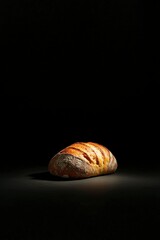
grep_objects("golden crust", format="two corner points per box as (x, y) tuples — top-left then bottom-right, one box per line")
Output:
(48, 142), (118, 179)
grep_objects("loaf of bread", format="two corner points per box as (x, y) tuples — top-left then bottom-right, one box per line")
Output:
(48, 142), (118, 179)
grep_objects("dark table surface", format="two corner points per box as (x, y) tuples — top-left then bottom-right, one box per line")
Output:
(1, 165), (160, 240)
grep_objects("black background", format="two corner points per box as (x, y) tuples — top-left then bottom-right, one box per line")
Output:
(0, 1), (159, 240)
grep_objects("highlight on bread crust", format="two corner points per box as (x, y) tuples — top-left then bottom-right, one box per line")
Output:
(48, 142), (118, 179)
